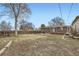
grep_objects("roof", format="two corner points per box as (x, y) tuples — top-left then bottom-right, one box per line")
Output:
(72, 16), (79, 25)
(40, 26), (71, 29)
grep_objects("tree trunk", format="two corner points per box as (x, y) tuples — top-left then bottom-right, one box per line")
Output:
(15, 18), (18, 36)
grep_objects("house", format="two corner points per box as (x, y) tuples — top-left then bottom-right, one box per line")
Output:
(20, 23), (34, 31)
(39, 26), (71, 34)
(71, 16), (79, 33)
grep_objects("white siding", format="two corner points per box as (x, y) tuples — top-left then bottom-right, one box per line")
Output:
(72, 19), (79, 33)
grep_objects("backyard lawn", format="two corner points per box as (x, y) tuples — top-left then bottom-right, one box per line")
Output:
(0, 34), (79, 56)
(0, 37), (11, 50)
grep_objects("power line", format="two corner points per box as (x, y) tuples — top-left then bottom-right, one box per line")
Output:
(67, 3), (73, 21)
(58, 3), (62, 18)
(58, 3), (73, 25)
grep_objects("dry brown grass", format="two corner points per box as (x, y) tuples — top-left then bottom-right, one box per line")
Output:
(1, 34), (79, 56)
(0, 37), (11, 50)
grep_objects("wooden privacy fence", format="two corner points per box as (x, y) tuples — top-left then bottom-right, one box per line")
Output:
(0, 31), (42, 36)
(0, 26), (72, 36)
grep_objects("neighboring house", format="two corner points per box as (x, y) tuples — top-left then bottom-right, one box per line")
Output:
(20, 25), (33, 31)
(39, 26), (71, 34)
(72, 16), (79, 33)
(20, 23), (34, 31)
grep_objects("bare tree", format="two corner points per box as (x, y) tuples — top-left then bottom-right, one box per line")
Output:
(7, 22), (12, 31)
(0, 21), (12, 31)
(48, 17), (65, 27)
(0, 3), (31, 36)
(19, 19), (34, 31)
(26, 22), (35, 30)
(19, 19), (27, 30)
